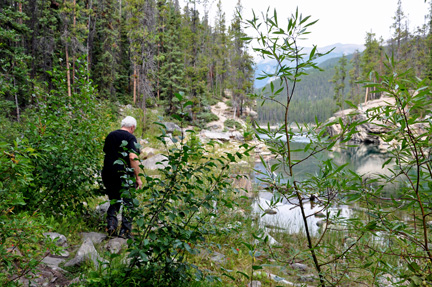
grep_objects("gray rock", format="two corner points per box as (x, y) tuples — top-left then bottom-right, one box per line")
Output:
(207, 123), (223, 131)
(42, 256), (66, 269)
(141, 154), (169, 170)
(377, 274), (398, 286)
(264, 209), (277, 215)
(141, 147), (157, 159)
(161, 122), (181, 133)
(6, 246), (22, 256)
(49, 250), (70, 258)
(105, 237), (127, 254)
(290, 263), (309, 272)
(64, 238), (106, 268)
(233, 176), (253, 195)
(43, 232), (68, 247)
(95, 202), (110, 217)
(229, 131), (244, 141)
(325, 97), (405, 148)
(247, 281), (262, 287)
(162, 136), (175, 146)
(210, 251), (226, 264)
(80, 232), (107, 244)
(200, 130), (231, 141)
(299, 274), (315, 282)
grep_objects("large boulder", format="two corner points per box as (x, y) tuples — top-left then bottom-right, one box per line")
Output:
(200, 130), (231, 141)
(141, 154), (169, 170)
(64, 238), (106, 268)
(161, 122), (181, 134)
(80, 232), (107, 244)
(43, 232), (68, 247)
(326, 97), (395, 146)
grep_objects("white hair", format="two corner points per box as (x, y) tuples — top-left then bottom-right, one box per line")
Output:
(121, 116), (137, 128)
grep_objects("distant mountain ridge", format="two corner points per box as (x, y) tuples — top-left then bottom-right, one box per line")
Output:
(253, 43), (365, 88)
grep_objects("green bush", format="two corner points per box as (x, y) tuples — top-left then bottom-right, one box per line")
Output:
(197, 112), (219, 123)
(17, 60), (113, 214)
(0, 141), (58, 286)
(224, 119), (242, 130)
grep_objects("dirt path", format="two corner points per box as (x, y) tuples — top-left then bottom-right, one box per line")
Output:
(207, 100), (230, 131)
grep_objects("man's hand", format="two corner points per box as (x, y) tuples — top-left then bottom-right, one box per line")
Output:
(129, 152), (142, 189)
(136, 177), (143, 189)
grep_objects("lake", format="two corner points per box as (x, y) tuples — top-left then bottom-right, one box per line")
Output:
(252, 133), (399, 235)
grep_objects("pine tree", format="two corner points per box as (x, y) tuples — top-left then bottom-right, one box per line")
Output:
(227, 0), (254, 118)
(91, 0), (121, 99)
(331, 54), (347, 111)
(0, 0), (32, 121)
(360, 32), (384, 101)
(389, 0), (408, 61)
(213, 0), (228, 98)
(348, 50), (363, 105)
(156, 0), (185, 114)
(125, 0), (157, 110)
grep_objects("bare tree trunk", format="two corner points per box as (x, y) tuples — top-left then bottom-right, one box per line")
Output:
(87, 0), (93, 79)
(364, 86), (369, 103)
(133, 65), (137, 104)
(72, 0), (76, 87)
(18, 2), (22, 24)
(14, 77), (20, 122)
(66, 44), (72, 97)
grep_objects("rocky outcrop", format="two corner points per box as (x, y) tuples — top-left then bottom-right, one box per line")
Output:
(326, 97), (396, 147)
(199, 130), (245, 142)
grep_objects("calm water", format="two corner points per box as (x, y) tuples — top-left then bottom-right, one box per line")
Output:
(252, 134), (400, 235)
(254, 133), (394, 182)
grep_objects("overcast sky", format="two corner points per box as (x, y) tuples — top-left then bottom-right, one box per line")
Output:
(185, 0), (430, 48)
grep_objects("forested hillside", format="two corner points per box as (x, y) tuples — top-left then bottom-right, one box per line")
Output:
(256, 54), (355, 124)
(0, 0), (254, 129)
(256, 0), (432, 124)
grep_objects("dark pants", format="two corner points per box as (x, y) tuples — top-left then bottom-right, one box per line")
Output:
(102, 170), (133, 233)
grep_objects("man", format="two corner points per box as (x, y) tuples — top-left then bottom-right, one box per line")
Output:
(102, 116), (143, 238)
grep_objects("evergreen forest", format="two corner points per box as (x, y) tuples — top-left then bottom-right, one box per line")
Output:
(1, 0), (254, 129)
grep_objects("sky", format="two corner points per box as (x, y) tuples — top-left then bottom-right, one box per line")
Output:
(185, 0), (430, 48)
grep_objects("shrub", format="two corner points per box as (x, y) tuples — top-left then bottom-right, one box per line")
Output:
(17, 59), (113, 214)
(0, 141), (58, 286)
(197, 112), (219, 123)
(224, 119), (242, 130)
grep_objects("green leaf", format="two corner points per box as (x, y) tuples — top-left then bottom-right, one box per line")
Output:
(183, 101), (193, 108)
(236, 271), (249, 279)
(252, 265), (263, 270)
(175, 93), (183, 101)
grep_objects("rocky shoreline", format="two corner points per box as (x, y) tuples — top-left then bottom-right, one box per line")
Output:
(325, 96), (429, 152)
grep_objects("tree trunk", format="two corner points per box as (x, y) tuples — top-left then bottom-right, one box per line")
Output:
(364, 86), (368, 103)
(87, 0), (91, 78)
(65, 44), (72, 97)
(133, 65), (137, 104)
(72, 0), (76, 86)
(14, 77), (20, 122)
(18, 2), (22, 24)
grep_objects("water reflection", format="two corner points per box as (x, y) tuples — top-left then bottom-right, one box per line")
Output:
(252, 192), (352, 236)
(256, 134), (393, 176)
(253, 134), (400, 234)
